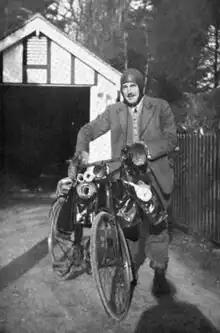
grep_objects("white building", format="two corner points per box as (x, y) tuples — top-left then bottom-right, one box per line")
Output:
(0, 14), (121, 168)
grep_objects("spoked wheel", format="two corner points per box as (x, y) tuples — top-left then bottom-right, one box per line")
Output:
(90, 211), (133, 321)
(48, 197), (83, 279)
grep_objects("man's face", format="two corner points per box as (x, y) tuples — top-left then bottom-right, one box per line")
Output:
(122, 82), (140, 106)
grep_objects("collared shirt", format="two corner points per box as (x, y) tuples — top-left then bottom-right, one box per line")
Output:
(128, 97), (144, 143)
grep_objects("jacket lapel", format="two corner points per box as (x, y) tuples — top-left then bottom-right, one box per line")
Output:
(116, 97), (156, 140)
(139, 96), (156, 138)
(117, 103), (128, 136)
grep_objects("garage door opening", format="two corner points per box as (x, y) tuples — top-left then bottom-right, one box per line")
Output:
(0, 85), (90, 184)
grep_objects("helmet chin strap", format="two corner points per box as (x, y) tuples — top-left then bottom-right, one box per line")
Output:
(123, 91), (144, 107)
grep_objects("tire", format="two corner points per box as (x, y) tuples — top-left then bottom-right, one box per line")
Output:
(48, 197), (83, 280)
(90, 211), (133, 321)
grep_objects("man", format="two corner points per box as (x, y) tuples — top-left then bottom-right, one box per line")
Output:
(57, 68), (177, 294)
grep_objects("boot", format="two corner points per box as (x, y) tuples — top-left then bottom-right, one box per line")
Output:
(152, 268), (170, 296)
(131, 266), (139, 286)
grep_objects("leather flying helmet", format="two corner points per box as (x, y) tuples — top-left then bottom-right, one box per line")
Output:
(120, 68), (145, 93)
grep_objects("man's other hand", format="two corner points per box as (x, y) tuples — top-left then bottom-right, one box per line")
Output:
(56, 177), (73, 196)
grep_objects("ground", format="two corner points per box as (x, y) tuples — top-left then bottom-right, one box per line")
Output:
(0, 190), (220, 333)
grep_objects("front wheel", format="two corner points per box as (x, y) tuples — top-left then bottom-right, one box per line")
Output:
(90, 211), (133, 321)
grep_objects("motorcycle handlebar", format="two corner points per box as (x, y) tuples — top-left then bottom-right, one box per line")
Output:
(66, 156), (121, 169)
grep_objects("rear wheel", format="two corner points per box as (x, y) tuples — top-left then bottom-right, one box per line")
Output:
(90, 211), (133, 321)
(48, 197), (83, 279)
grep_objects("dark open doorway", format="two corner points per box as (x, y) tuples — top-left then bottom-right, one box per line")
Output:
(0, 85), (90, 184)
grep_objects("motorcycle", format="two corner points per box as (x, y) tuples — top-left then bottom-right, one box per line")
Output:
(48, 142), (168, 321)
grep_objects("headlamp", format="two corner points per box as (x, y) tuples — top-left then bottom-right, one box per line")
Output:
(131, 152), (147, 166)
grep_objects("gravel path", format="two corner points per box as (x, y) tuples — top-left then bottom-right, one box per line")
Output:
(0, 198), (220, 333)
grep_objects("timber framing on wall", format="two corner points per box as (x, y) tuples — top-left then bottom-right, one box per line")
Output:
(47, 38), (51, 84)
(22, 37), (27, 83)
(71, 55), (75, 85)
(0, 52), (2, 83)
(22, 32), (50, 84)
(0, 14), (121, 88)
(94, 71), (98, 86)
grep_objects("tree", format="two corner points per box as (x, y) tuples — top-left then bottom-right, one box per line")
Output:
(0, 0), (54, 37)
(46, 0), (133, 70)
(145, 0), (211, 94)
(126, 1), (153, 82)
(204, 0), (220, 88)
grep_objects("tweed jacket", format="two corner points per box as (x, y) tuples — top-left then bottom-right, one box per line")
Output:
(75, 95), (177, 195)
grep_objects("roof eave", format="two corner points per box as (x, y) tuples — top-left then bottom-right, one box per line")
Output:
(0, 13), (121, 87)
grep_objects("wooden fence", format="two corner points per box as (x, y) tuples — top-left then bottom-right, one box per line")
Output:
(173, 132), (220, 244)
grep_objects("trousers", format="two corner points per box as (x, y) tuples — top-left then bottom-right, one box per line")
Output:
(127, 220), (170, 272)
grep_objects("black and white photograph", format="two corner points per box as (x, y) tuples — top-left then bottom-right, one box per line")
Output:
(0, 1), (220, 332)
